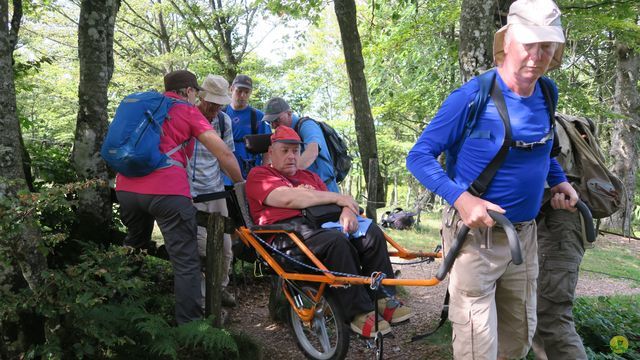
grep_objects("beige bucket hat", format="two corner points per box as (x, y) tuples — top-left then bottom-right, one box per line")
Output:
(199, 74), (232, 105)
(493, 0), (565, 70)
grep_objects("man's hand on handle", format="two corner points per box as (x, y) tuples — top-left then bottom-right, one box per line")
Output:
(549, 181), (579, 212)
(453, 191), (506, 228)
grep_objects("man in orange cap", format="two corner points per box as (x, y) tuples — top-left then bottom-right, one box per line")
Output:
(246, 126), (413, 338)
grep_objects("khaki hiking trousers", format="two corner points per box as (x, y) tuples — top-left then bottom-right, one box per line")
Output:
(442, 206), (538, 359)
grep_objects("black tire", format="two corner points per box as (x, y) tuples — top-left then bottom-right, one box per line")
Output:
(288, 285), (350, 360)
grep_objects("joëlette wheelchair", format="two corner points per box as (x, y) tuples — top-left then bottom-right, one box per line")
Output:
(230, 134), (595, 360)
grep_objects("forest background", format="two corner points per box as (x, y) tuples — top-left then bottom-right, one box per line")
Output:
(0, 0), (638, 359)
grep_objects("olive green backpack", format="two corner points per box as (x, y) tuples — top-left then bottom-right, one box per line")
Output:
(554, 113), (624, 219)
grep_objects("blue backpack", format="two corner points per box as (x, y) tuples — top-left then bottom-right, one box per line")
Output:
(295, 117), (352, 183)
(101, 91), (186, 177)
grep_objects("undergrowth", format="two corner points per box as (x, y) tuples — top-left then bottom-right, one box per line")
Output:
(0, 181), (260, 359)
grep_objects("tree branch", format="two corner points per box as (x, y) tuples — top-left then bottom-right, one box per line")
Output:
(51, 3), (79, 26)
(180, 0), (222, 57)
(168, 0), (217, 58)
(113, 38), (164, 73)
(212, 9), (235, 65)
(114, 28), (164, 60)
(9, 0), (23, 50)
(22, 26), (78, 49)
(238, 0), (258, 63)
(122, 0), (161, 36)
(119, 15), (161, 38)
(156, 0), (172, 53)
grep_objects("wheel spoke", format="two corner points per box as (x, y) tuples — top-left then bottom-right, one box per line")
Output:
(315, 315), (332, 353)
(289, 285), (348, 359)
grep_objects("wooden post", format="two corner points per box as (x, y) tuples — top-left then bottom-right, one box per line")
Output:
(205, 212), (225, 327)
(366, 158), (378, 220)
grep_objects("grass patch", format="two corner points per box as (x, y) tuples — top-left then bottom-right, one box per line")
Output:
(581, 244), (640, 284)
(383, 211), (442, 252)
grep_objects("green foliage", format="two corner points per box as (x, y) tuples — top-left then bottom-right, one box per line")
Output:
(0, 183), (255, 359)
(263, 0), (326, 24)
(25, 141), (76, 185)
(0, 180), (75, 257)
(574, 296), (639, 359)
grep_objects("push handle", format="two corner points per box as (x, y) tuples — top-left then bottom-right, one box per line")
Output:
(435, 210), (522, 281)
(575, 200), (596, 243)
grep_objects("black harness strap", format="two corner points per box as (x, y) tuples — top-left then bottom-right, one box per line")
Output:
(193, 191), (231, 203)
(468, 79), (512, 197)
(411, 290), (449, 342)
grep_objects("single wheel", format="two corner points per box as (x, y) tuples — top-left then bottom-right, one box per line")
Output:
(289, 285), (350, 360)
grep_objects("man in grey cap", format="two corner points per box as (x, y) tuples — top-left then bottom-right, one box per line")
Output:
(262, 97), (340, 193)
(222, 74), (271, 182)
(189, 74), (240, 307)
(406, 1), (577, 358)
(116, 70), (243, 324)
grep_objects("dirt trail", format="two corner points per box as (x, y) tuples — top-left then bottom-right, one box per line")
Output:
(227, 234), (639, 359)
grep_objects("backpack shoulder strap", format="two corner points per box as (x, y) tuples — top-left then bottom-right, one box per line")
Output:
(217, 112), (226, 136)
(468, 70), (497, 128)
(538, 76), (558, 116)
(538, 76), (560, 157)
(468, 76), (513, 197)
(294, 116), (312, 135)
(450, 69), (497, 165)
(250, 108), (258, 134)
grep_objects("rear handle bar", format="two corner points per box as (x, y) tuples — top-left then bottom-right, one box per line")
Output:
(435, 200), (596, 281)
(575, 200), (596, 243)
(435, 210), (521, 281)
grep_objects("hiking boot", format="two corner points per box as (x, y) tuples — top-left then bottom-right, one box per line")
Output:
(222, 288), (237, 307)
(350, 311), (391, 338)
(377, 297), (413, 324)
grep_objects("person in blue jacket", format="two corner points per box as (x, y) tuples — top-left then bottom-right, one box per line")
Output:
(406, 1), (578, 359)
(262, 97), (340, 193)
(222, 74), (271, 183)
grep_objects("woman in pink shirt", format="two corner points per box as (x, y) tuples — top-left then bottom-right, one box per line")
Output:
(115, 70), (242, 324)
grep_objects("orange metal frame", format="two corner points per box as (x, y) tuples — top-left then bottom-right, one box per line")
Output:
(235, 226), (443, 322)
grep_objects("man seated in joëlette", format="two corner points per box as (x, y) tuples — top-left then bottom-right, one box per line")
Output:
(245, 125), (413, 338)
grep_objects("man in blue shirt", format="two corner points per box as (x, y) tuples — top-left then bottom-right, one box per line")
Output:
(406, 1), (578, 359)
(262, 97), (340, 193)
(223, 74), (271, 183)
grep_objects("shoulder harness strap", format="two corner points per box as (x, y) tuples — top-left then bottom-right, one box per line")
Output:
(468, 77), (512, 197)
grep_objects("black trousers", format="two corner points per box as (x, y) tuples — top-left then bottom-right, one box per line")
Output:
(117, 191), (203, 324)
(297, 223), (396, 320)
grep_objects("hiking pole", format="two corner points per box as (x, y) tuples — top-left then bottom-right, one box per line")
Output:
(576, 200), (596, 243)
(435, 210), (522, 281)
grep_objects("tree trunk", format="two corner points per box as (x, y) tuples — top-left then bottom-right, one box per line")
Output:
(458, 0), (497, 82)
(0, 0), (47, 292)
(333, 0), (384, 218)
(72, 0), (120, 242)
(609, 42), (639, 235)
(1, 1), (48, 352)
